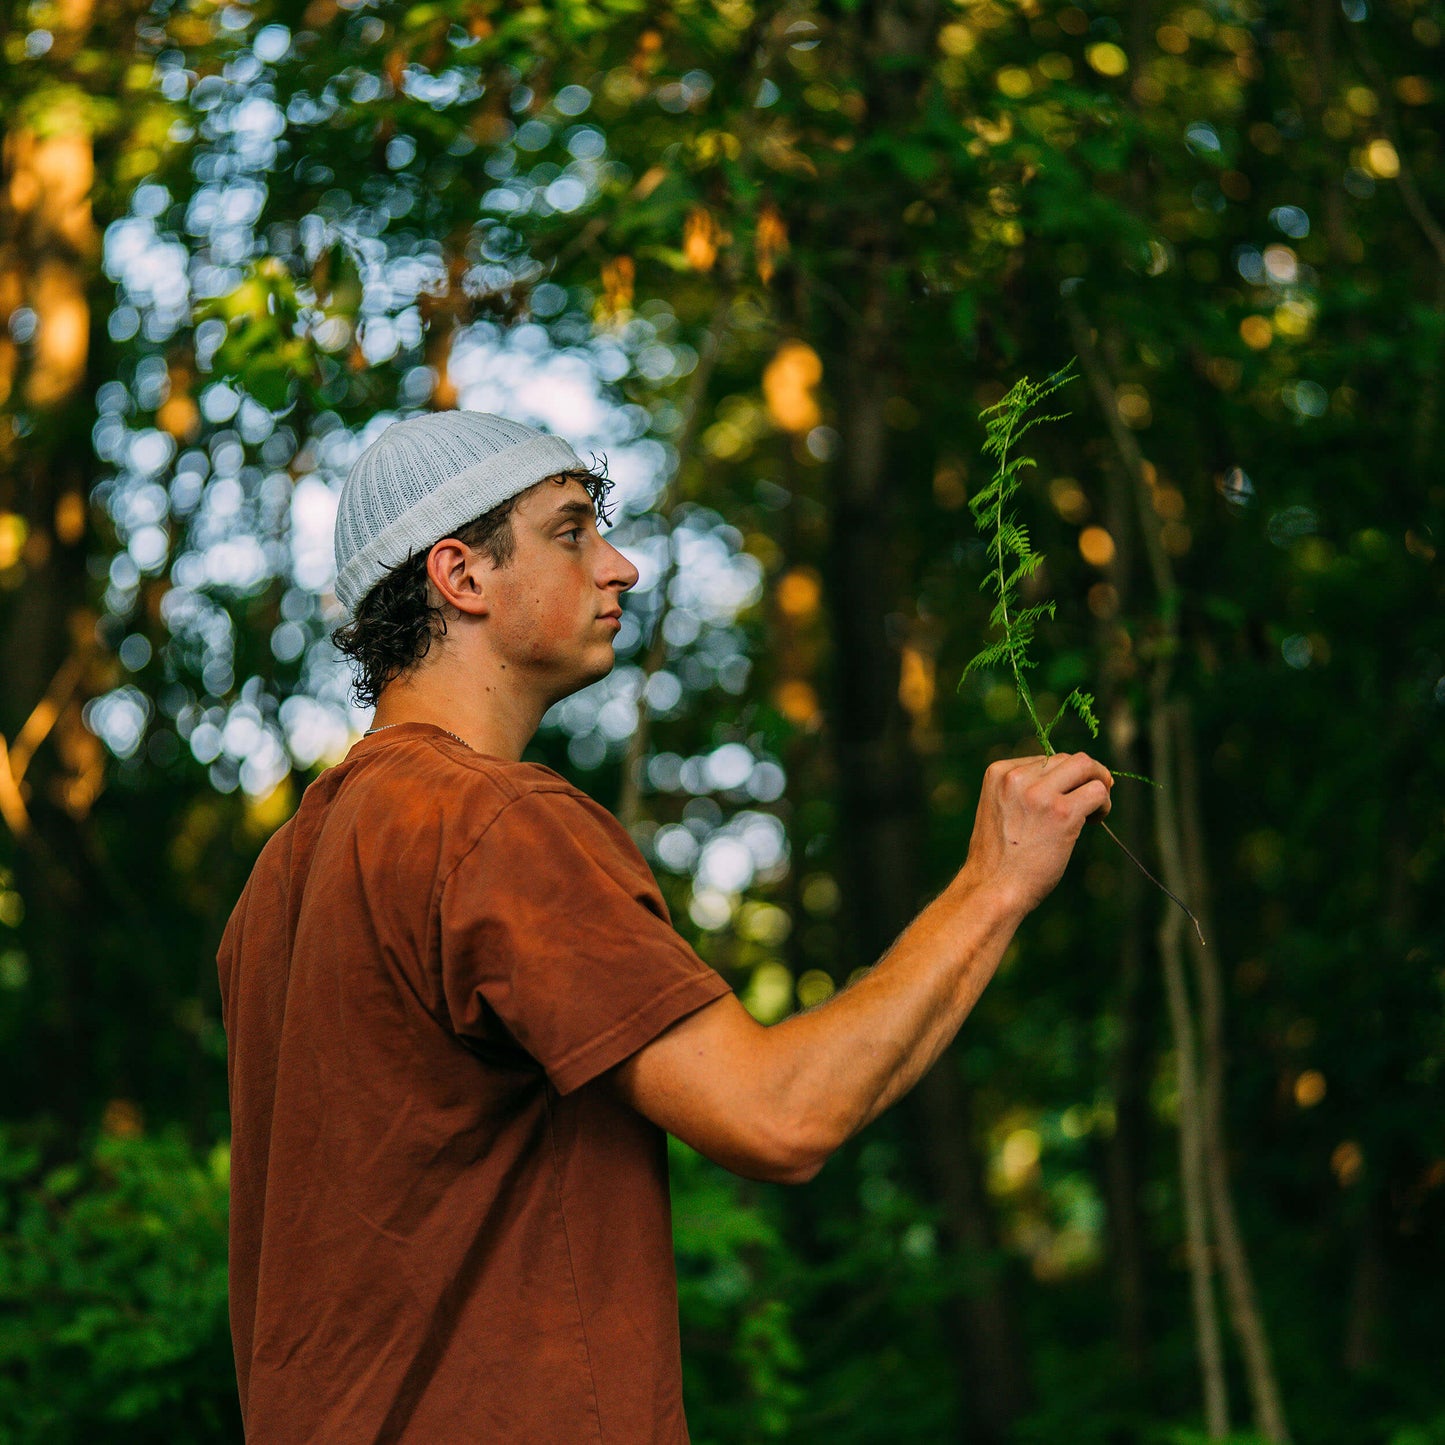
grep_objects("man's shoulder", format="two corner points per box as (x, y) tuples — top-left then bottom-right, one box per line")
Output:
(315, 731), (567, 811)
(429, 755), (649, 887)
(410, 738), (599, 820)
(348, 734), (633, 864)
(435, 745), (580, 801)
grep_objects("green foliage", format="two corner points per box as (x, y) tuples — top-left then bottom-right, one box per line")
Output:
(193, 258), (308, 412)
(0, 1127), (238, 1443)
(670, 1137), (805, 1441)
(960, 357), (1107, 759)
(1388, 1418), (1445, 1445)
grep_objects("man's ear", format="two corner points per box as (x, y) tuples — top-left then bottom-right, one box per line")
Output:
(425, 537), (491, 619)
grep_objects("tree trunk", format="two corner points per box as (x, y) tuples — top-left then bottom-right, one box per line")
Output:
(819, 252), (1029, 1443)
(1099, 714), (1154, 1377)
(1149, 689), (1230, 1438)
(1342, 1187), (1387, 1373)
(1096, 350), (1154, 1379)
(1174, 701), (1293, 1443)
(1066, 297), (1229, 1428)
(1064, 292), (1293, 1441)
(0, 0), (111, 1124)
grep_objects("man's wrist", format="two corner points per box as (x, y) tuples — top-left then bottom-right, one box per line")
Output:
(941, 862), (1031, 934)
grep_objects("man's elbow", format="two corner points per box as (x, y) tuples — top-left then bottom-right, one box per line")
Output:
(753, 1071), (842, 1184)
(773, 1151), (825, 1186)
(753, 1121), (830, 1186)
(730, 1149), (823, 1187)
(704, 1118), (828, 1186)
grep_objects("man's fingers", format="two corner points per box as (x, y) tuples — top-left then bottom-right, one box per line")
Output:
(1028, 752), (1113, 798)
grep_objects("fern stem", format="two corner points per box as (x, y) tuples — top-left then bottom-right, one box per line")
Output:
(991, 411), (1051, 747)
(1099, 818), (1207, 948)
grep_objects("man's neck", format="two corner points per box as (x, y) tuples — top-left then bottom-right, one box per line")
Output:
(370, 668), (542, 762)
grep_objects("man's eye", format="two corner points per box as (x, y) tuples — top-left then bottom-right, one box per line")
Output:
(560, 527), (582, 543)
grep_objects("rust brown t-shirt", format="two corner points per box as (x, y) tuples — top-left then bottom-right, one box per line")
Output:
(216, 721), (732, 1443)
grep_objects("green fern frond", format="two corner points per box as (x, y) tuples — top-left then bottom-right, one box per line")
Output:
(962, 360), (1087, 755)
(956, 358), (1200, 940)
(1041, 688), (1101, 749)
(1010, 602), (1057, 628)
(1070, 689), (1101, 736)
(960, 639), (1014, 679)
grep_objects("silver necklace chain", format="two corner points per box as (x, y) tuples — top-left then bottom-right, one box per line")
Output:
(364, 722), (474, 751)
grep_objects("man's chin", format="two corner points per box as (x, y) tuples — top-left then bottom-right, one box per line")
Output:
(548, 649), (616, 707)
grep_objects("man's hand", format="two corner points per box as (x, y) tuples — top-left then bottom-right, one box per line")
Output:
(956, 751), (1113, 916)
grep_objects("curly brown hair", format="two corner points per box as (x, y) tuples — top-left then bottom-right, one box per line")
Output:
(331, 459), (615, 708)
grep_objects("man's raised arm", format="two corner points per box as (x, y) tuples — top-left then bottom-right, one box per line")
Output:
(608, 751), (1114, 1184)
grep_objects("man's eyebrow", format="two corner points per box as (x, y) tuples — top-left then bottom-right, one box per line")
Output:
(547, 500), (599, 527)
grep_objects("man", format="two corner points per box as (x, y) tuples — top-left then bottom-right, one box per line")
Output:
(216, 409), (1113, 1442)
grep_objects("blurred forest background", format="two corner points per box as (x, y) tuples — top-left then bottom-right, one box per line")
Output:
(1, 0), (1442, 1439)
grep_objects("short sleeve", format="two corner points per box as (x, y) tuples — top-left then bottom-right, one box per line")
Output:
(438, 787), (733, 1094)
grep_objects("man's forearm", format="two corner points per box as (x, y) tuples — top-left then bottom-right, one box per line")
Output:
(767, 869), (1027, 1172)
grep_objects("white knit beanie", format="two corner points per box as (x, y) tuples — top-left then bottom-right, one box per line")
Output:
(332, 410), (587, 615)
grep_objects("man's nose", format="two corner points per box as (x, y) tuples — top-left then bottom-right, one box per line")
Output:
(602, 541), (640, 592)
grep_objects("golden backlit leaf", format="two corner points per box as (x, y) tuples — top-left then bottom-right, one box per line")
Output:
(302, 0), (338, 27)
(773, 679), (821, 726)
(596, 255), (635, 325)
(631, 165), (668, 200)
(1085, 41), (1128, 76)
(1078, 525), (1116, 567)
(756, 129), (818, 178)
(898, 643), (935, 721)
(630, 27), (663, 74)
(1363, 138), (1399, 178)
(755, 202), (788, 285)
(1115, 383), (1152, 427)
(0, 514), (27, 569)
(157, 393), (202, 442)
(1239, 315), (1273, 350)
(25, 259), (88, 407)
(244, 775), (297, 839)
(1048, 477), (1088, 523)
(694, 131), (742, 165)
(683, 206), (719, 271)
(939, 22), (976, 55)
(27, 130), (94, 252)
(1331, 1141), (1363, 1187)
(0, 338), (15, 408)
(763, 340), (823, 433)
(996, 67), (1032, 98)
(427, 326), (458, 410)
(776, 566), (823, 620)
(54, 491), (87, 545)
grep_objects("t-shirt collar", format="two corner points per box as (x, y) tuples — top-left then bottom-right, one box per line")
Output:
(349, 721), (502, 760)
